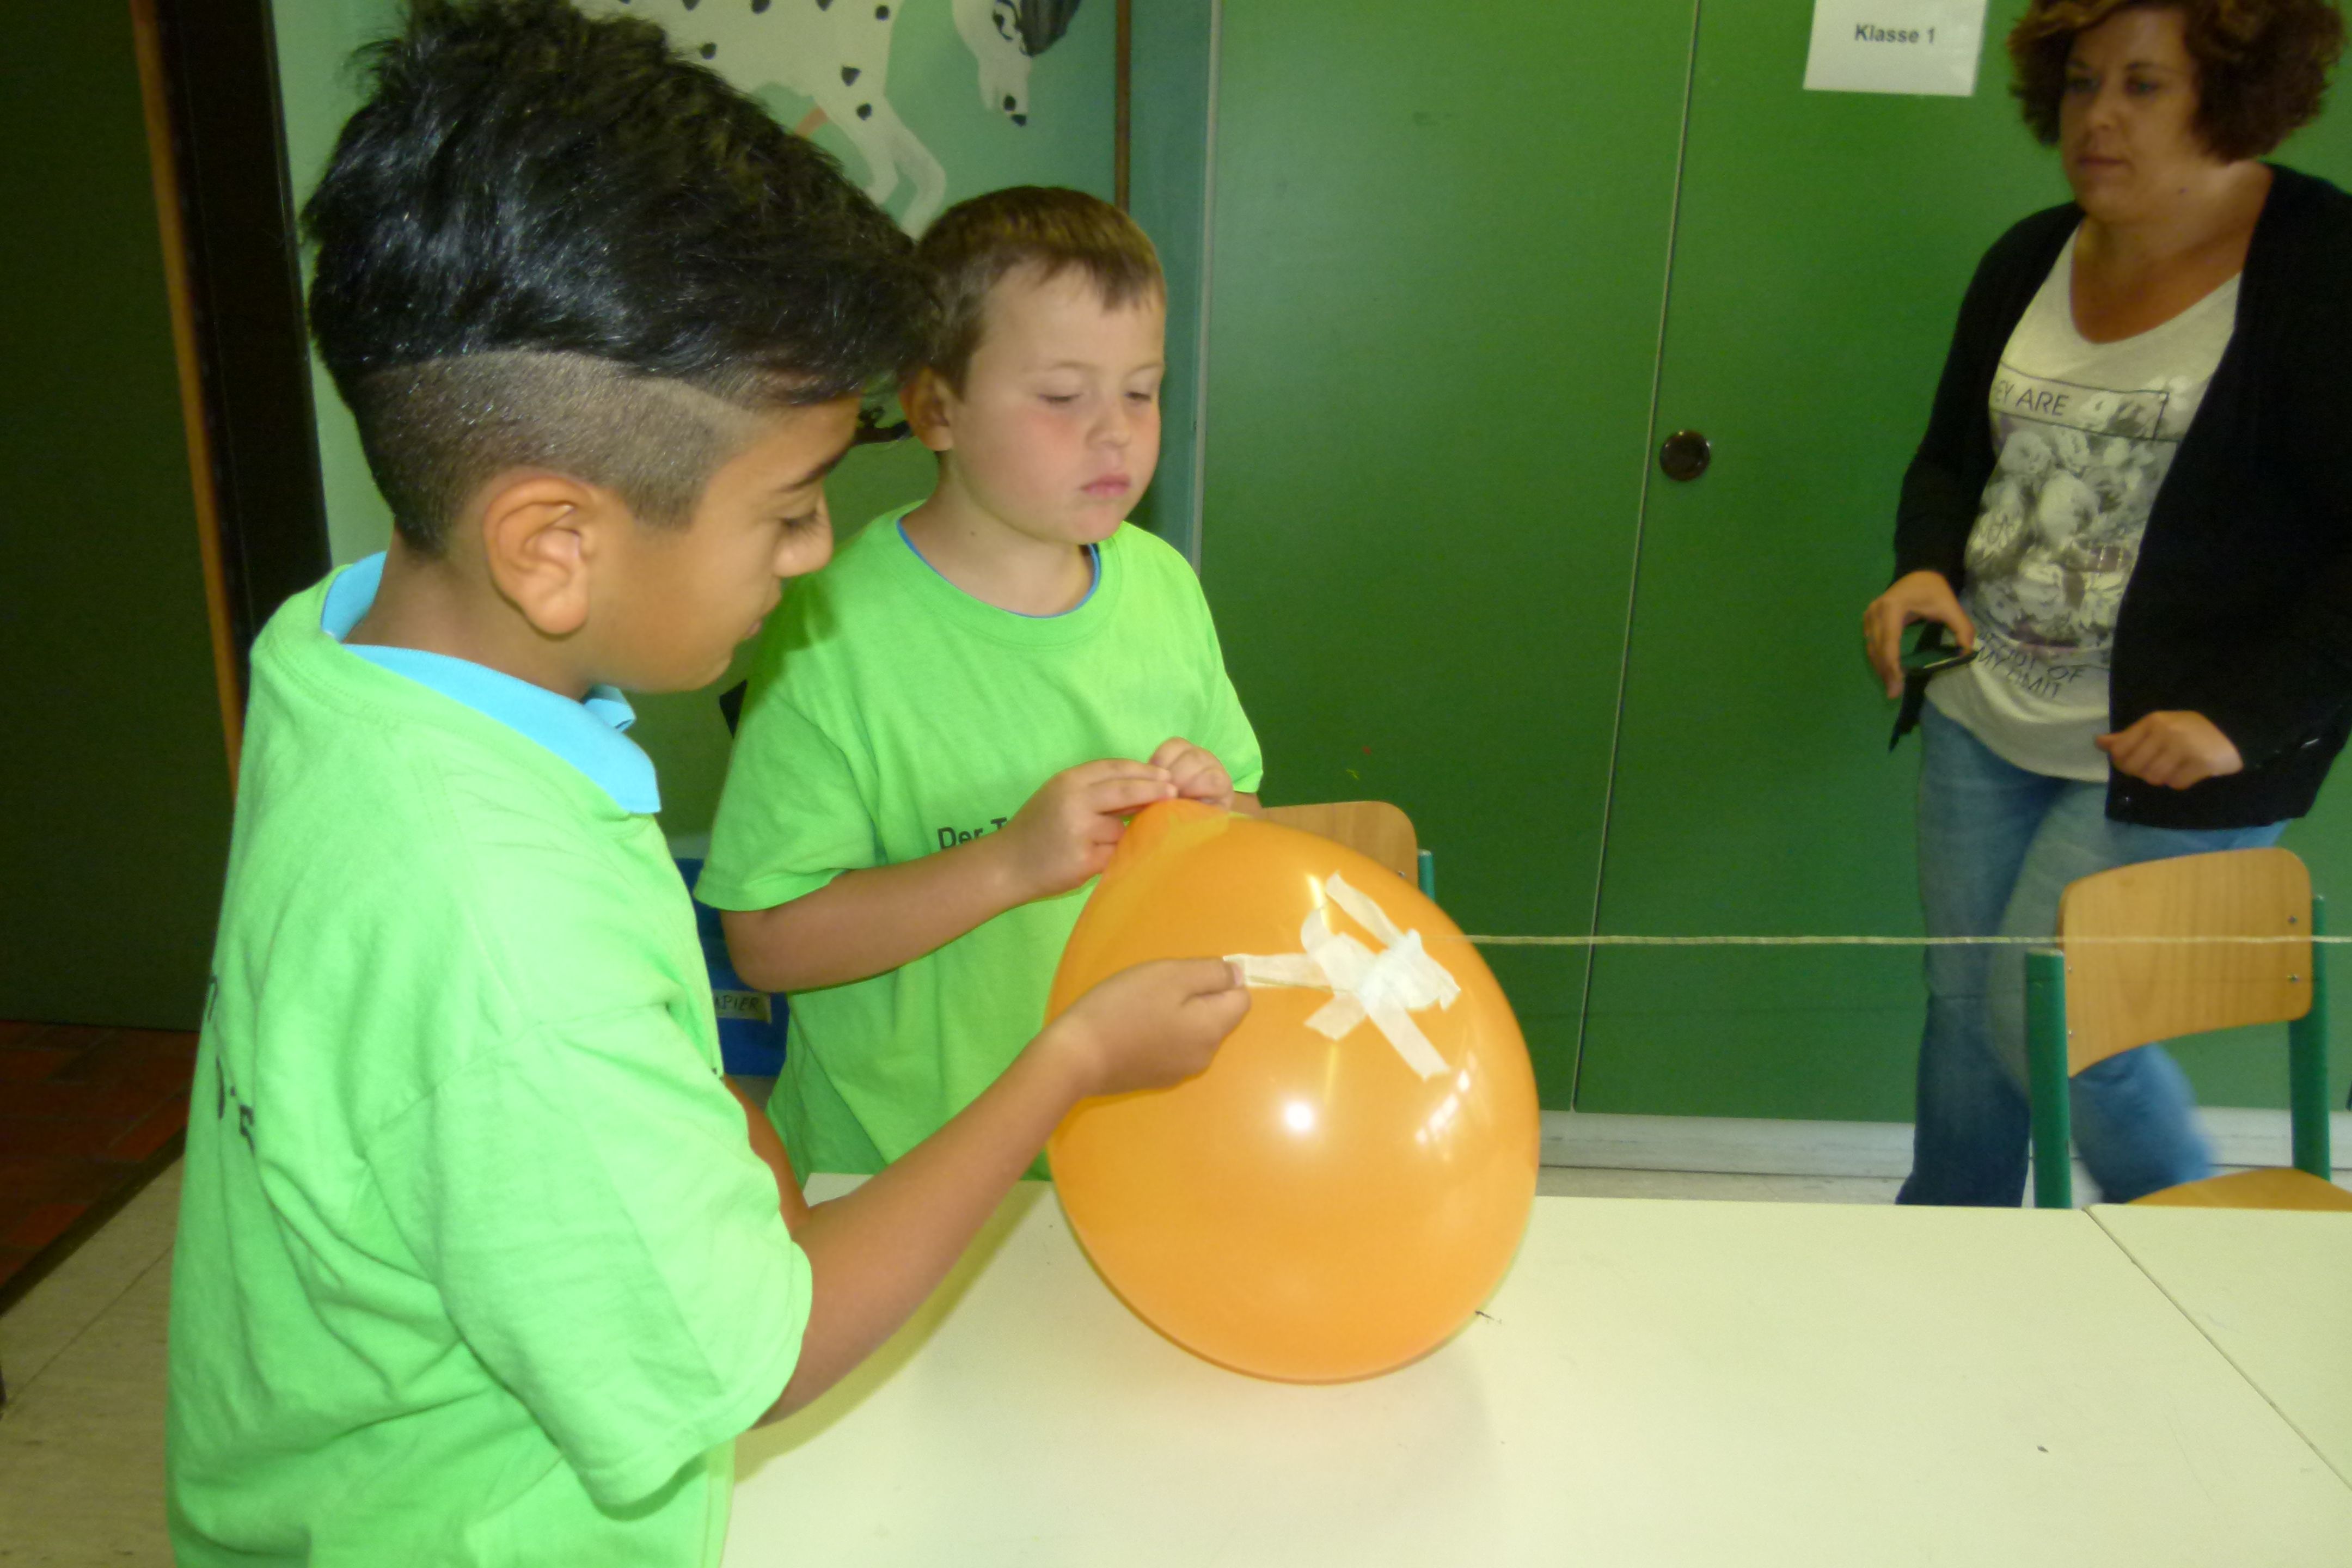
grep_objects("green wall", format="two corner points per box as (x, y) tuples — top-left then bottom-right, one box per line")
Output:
(1198, 0), (1697, 1105)
(2, 3), (233, 1028)
(270, 0), (402, 566)
(1124, 0), (1217, 563)
(1200, 0), (2352, 1119)
(1579, 0), (2059, 1120)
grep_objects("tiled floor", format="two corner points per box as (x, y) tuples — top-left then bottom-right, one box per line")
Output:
(0, 1162), (180, 1567)
(0, 1023), (196, 1314)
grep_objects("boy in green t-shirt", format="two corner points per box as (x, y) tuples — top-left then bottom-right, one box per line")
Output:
(165, 8), (1247, 1565)
(699, 188), (1265, 1177)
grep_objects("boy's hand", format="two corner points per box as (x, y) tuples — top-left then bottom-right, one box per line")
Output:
(997, 759), (1175, 902)
(1044, 958), (1252, 1100)
(762, 956), (1246, 1423)
(1149, 737), (1236, 810)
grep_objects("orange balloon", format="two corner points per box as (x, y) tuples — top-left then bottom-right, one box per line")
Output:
(1048, 801), (1539, 1382)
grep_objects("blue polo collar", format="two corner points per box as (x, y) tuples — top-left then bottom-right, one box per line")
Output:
(321, 554), (660, 816)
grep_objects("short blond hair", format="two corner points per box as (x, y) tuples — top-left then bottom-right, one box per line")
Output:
(913, 186), (1163, 390)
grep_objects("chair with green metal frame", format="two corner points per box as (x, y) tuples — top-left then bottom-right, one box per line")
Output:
(2024, 846), (2351, 1211)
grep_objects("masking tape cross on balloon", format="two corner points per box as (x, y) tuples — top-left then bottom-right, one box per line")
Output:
(1226, 873), (1461, 1080)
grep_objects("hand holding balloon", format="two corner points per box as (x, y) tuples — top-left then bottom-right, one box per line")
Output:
(995, 758), (1175, 902)
(1148, 736), (1238, 809)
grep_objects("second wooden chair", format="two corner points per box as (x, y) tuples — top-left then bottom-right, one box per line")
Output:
(2024, 847), (2349, 1211)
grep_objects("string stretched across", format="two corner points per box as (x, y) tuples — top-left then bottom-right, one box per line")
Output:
(1447, 933), (2352, 947)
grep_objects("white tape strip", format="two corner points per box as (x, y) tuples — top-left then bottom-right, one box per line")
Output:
(1228, 873), (1459, 1080)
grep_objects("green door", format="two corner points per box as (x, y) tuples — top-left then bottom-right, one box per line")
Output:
(1199, 0), (1698, 1102)
(1582, 0), (2352, 1119)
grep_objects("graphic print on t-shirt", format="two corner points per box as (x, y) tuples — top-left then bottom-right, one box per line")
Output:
(1963, 366), (2179, 702)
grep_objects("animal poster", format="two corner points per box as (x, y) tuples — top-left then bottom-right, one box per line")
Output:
(270, 0), (1114, 565)
(1803, 0), (1987, 96)
(582, 0), (1107, 232)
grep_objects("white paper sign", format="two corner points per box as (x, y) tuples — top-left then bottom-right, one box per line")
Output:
(1804, 0), (1988, 96)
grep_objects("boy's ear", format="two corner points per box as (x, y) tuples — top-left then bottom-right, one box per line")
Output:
(475, 470), (623, 639)
(900, 367), (957, 455)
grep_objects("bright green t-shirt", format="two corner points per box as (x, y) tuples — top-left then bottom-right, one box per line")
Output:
(167, 571), (808, 1568)
(699, 510), (1263, 1175)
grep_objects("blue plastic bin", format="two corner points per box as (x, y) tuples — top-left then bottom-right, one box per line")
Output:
(673, 855), (787, 1077)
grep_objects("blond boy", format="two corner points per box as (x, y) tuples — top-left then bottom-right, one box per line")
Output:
(701, 187), (1263, 1175)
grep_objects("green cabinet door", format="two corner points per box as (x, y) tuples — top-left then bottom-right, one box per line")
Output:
(1585, 0), (2352, 1119)
(1199, 1), (1698, 1102)
(1579, 1), (2059, 1120)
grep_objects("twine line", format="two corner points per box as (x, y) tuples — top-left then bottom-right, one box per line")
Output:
(1447, 933), (2349, 948)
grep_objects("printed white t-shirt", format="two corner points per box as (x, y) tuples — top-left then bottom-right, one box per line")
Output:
(1929, 226), (2239, 780)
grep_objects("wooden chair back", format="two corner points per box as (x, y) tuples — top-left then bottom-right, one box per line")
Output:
(1260, 801), (1420, 884)
(2057, 847), (2313, 1074)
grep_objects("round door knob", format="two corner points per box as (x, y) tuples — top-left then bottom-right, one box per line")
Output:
(1659, 428), (1711, 482)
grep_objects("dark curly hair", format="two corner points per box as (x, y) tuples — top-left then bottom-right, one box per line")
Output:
(2010, 0), (2345, 160)
(305, 0), (925, 552)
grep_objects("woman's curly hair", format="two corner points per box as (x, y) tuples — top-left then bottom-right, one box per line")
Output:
(2011, 0), (2344, 160)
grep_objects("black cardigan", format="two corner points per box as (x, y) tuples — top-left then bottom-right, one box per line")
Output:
(1895, 164), (2352, 828)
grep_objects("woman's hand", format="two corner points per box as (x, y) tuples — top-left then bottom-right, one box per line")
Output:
(2097, 712), (2244, 789)
(1863, 571), (1976, 700)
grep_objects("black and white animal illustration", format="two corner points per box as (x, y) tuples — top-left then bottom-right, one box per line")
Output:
(955, 0), (1083, 126)
(593, 0), (1087, 232)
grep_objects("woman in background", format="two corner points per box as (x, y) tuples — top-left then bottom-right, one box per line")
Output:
(1864, 0), (2350, 1204)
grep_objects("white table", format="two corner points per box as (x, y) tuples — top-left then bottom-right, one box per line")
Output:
(2093, 1203), (2352, 1487)
(728, 1182), (2352, 1566)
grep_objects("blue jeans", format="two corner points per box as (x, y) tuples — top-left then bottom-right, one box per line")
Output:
(1897, 706), (2283, 1206)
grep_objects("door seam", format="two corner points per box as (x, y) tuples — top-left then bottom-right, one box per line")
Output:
(1573, 0), (1706, 1108)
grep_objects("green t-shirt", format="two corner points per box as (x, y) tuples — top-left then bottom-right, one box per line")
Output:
(698, 510), (1263, 1175)
(168, 571), (808, 1568)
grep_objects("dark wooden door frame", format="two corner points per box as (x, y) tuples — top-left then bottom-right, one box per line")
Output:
(133, 0), (330, 756)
